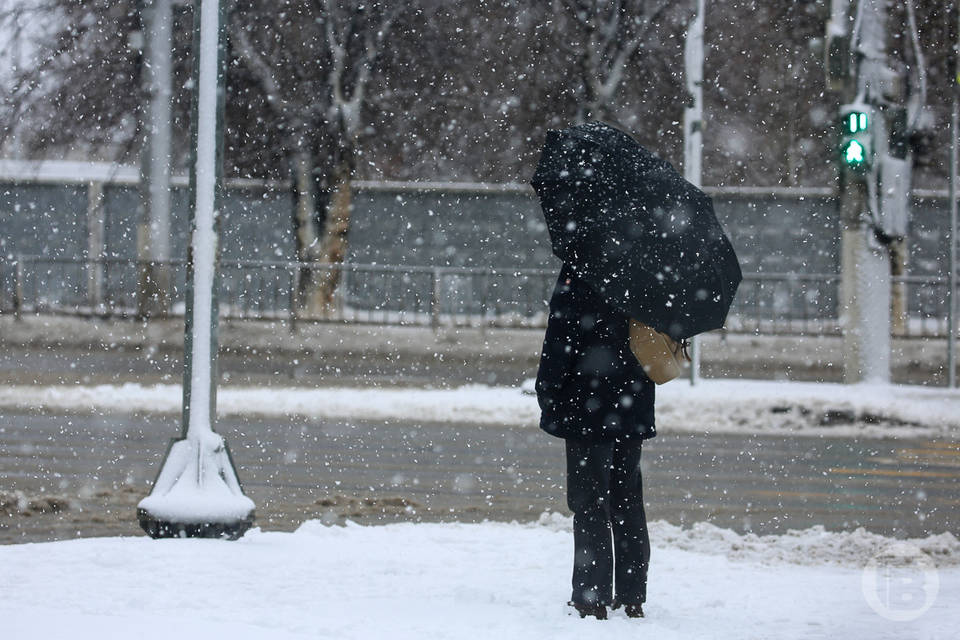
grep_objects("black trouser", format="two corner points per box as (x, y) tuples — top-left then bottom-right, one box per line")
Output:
(565, 437), (650, 607)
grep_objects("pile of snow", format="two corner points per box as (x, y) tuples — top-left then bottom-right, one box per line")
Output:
(2, 379), (959, 438)
(0, 518), (956, 639)
(537, 513), (960, 568)
(656, 379), (960, 438)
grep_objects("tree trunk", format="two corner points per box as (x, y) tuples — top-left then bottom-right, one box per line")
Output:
(314, 157), (353, 315)
(292, 149), (327, 316)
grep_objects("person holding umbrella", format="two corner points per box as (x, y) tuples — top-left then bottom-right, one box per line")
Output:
(531, 122), (741, 620)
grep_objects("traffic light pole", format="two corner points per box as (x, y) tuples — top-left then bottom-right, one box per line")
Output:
(839, 170), (891, 383)
(830, 0), (898, 384)
(684, 0), (704, 386)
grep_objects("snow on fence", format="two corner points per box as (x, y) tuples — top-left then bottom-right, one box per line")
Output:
(0, 255), (957, 338)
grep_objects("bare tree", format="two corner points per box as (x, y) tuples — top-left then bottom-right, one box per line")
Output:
(365, 1), (568, 182)
(0, 1), (147, 159)
(231, 0), (400, 314)
(229, 1), (329, 311)
(704, 1), (831, 187)
(316, 0), (399, 309)
(4, 0), (952, 197)
(552, 0), (684, 126)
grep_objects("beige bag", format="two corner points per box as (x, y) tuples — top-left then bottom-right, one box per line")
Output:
(628, 319), (690, 384)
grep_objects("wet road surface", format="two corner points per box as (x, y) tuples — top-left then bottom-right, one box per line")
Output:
(1, 410), (958, 544)
(0, 345), (533, 388)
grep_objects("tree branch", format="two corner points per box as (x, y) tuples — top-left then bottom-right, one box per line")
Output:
(230, 19), (284, 115)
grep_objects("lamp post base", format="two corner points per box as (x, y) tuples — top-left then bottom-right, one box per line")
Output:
(137, 435), (256, 540)
(137, 508), (254, 540)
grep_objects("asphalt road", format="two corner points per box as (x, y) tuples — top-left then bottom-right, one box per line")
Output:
(2, 410), (958, 544)
(0, 345), (531, 388)
(3, 324), (955, 387)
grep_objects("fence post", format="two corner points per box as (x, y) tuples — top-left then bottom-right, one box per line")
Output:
(334, 265), (345, 321)
(14, 257), (24, 321)
(478, 272), (488, 335)
(289, 264), (300, 333)
(430, 268), (440, 332)
(87, 181), (105, 311)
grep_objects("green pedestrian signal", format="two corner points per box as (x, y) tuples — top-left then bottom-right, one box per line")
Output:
(839, 105), (873, 172)
(843, 139), (866, 166)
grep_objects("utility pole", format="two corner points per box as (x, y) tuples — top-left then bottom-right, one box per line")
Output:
(826, 0), (924, 384)
(138, 0), (173, 317)
(685, 0), (704, 385)
(138, 0), (255, 539)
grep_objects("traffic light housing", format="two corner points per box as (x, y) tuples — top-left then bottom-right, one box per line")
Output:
(839, 104), (874, 172)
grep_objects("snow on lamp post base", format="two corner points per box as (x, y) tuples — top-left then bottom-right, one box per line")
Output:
(138, 434), (254, 540)
(137, 0), (254, 539)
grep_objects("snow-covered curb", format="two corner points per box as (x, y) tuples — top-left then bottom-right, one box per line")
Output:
(589, 515), (960, 568)
(2, 379), (959, 439)
(0, 518), (956, 640)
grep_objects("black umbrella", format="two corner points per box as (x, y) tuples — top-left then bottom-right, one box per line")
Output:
(531, 121), (741, 340)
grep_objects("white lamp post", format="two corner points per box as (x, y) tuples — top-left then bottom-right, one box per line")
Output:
(137, 0), (255, 539)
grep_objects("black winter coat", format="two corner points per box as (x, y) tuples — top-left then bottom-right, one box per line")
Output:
(535, 263), (656, 442)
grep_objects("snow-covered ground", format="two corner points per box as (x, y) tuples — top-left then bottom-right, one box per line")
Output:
(0, 515), (956, 640)
(2, 378), (959, 439)
(4, 379), (958, 636)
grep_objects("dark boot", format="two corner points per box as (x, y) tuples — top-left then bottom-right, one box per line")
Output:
(611, 601), (645, 618)
(568, 601), (607, 620)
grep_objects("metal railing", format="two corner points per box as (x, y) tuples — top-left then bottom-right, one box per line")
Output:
(0, 256), (555, 329)
(1, 255), (957, 338)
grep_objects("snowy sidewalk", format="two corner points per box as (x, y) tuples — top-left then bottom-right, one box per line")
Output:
(1, 517), (957, 640)
(2, 378), (959, 439)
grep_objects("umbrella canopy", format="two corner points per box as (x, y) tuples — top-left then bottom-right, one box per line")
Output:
(531, 121), (742, 340)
